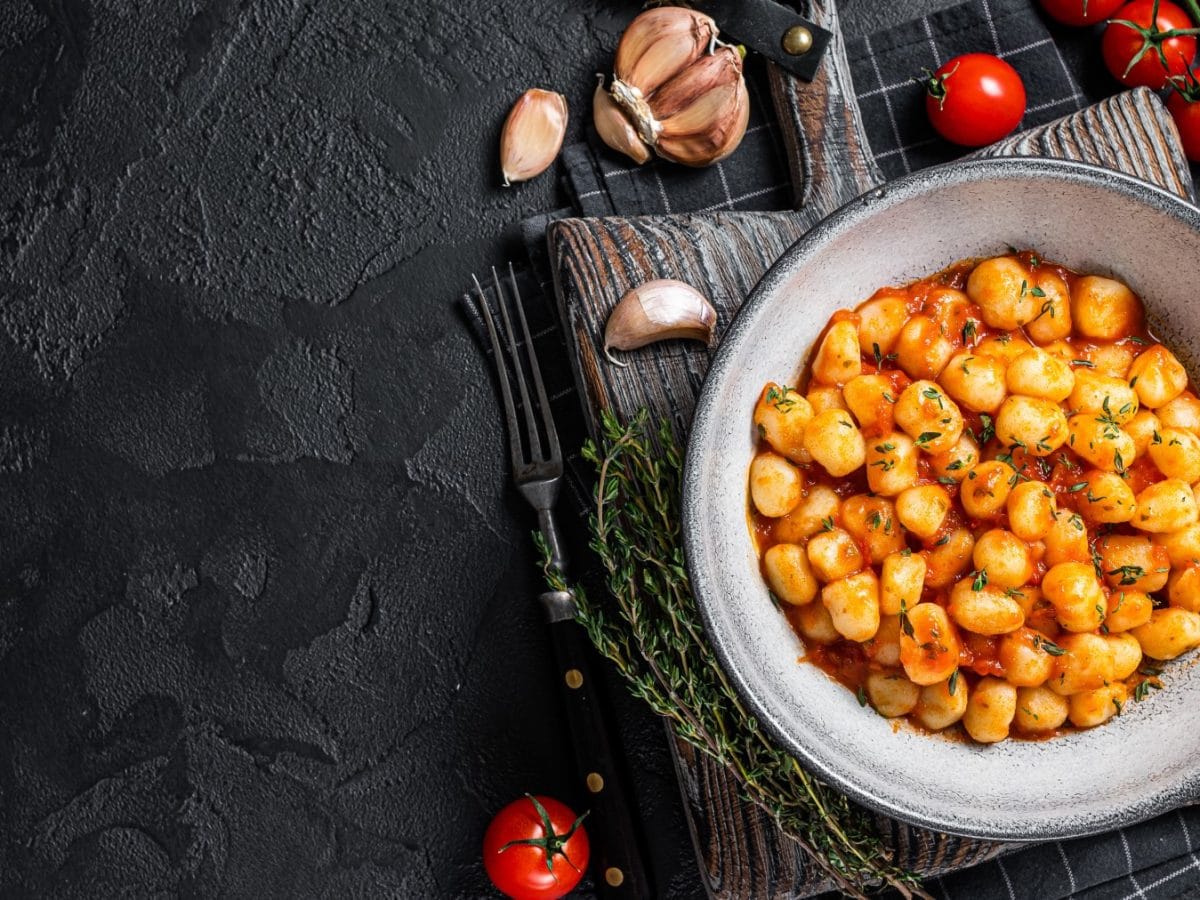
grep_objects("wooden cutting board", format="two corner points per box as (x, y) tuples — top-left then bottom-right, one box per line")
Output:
(547, 1), (1194, 893)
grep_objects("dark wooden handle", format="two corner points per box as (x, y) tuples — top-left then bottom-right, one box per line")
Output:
(767, 0), (883, 221)
(547, 617), (653, 899)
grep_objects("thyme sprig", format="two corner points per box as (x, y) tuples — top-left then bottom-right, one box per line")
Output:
(536, 410), (926, 898)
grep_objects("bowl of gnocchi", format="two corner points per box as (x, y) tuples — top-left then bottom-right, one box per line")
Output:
(683, 157), (1200, 839)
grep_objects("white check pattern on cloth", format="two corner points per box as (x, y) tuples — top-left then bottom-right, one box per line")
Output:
(845, 0), (1084, 181)
(919, 804), (1200, 900)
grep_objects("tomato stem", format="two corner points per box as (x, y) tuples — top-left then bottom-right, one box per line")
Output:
(496, 794), (590, 881)
(1108, 1), (1200, 82)
(917, 62), (959, 110)
(1169, 64), (1200, 99)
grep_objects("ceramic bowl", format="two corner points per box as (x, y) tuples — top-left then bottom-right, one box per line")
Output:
(682, 157), (1200, 840)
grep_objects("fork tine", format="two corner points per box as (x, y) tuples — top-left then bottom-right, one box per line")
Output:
(473, 274), (523, 473)
(507, 262), (560, 463)
(492, 266), (544, 461)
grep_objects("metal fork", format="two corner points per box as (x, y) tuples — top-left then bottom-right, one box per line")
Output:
(473, 264), (568, 582)
(473, 264), (651, 898)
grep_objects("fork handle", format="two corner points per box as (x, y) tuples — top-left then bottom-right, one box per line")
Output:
(537, 508), (568, 573)
(543, 595), (654, 898)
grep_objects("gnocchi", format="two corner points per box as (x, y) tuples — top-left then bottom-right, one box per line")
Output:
(1006, 480), (1056, 541)
(941, 352), (1007, 413)
(893, 381), (964, 455)
(750, 252), (1200, 744)
(812, 320), (863, 386)
(865, 433), (919, 496)
(894, 316), (956, 381)
(803, 409), (866, 477)
(754, 383), (814, 462)
(1071, 275), (1141, 339)
(1005, 348), (1074, 402)
(1129, 345), (1187, 409)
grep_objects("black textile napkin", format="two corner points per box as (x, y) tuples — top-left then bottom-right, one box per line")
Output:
(525, 0), (1200, 897)
(928, 807), (1200, 899)
(848, 0), (1085, 178)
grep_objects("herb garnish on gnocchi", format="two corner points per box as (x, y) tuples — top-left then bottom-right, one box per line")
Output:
(749, 251), (1200, 744)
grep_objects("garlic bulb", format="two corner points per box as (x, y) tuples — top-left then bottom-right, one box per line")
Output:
(596, 7), (749, 168)
(500, 89), (568, 186)
(604, 279), (717, 366)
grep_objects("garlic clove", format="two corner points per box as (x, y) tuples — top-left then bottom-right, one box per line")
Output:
(500, 89), (569, 186)
(709, 81), (751, 163)
(593, 80), (652, 165)
(657, 79), (739, 139)
(614, 8), (716, 95)
(603, 279), (717, 367)
(658, 81), (749, 167)
(649, 45), (742, 122)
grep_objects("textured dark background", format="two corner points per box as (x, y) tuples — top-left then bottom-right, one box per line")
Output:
(0, 1), (1112, 897)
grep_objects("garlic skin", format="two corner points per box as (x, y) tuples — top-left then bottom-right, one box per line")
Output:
(598, 7), (749, 168)
(604, 279), (717, 366)
(500, 89), (568, 186)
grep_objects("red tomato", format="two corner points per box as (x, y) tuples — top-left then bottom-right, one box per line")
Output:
(1168, 87), (1200, 160)
(482, 795), (590, 900)
(924, 54), (1027, 147)
(1102, 1), (1198, 88)
(1039, 0), (1125, 26)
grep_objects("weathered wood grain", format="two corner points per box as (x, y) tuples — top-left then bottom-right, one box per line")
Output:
(767, 0), (883, 217)
(548, 80), (1194, 900)
(972, 87), (1195, 202)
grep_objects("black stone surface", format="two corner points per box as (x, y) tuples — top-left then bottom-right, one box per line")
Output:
(0, 0), (1100, 897)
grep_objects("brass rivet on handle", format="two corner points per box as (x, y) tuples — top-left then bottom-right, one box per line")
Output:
(586, 772), (605, 793)
(605, 867), (625, 887)
(782, 25), (813, 56)
(565, 668), (583, 689)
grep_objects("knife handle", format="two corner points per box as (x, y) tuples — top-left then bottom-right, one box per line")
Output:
(543, 596), (653, 899)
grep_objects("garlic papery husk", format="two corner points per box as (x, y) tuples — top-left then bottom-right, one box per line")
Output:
(599, 7), (748, 168)
(614, 7), (716, 95)
(500, 89), (568, 186)
(604, 279), (717, 367)
(593, 80), (651, 165)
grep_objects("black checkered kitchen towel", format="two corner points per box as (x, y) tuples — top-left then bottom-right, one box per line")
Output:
(550, 0), (1200, 897)
(563, 0), (1085, 216)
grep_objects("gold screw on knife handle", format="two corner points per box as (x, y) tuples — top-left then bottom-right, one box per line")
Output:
(782, 24), (813, 56)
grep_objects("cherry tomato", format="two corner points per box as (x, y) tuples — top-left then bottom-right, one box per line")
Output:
(924, 54), (1027, 147)
(482, 795), (590, 900)
(1039, 0), (1125, 26)
(1168, 87), (1200, 160)
(1102, 0), (1198, 89)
